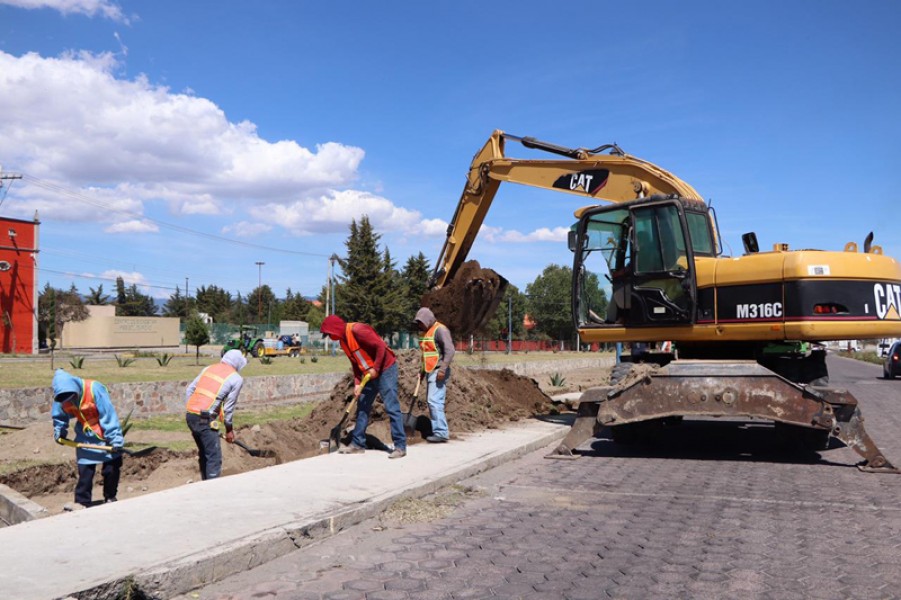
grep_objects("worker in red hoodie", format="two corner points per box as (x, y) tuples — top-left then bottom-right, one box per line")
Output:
(320, 315), (407, 458)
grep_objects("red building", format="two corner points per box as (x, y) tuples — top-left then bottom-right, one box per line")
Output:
(0, 215), (40, 354)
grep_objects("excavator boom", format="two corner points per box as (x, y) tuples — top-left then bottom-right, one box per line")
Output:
(431, 130), (703, 290)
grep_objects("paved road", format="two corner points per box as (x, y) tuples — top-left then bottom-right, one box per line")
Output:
(177, 355), (901, 600)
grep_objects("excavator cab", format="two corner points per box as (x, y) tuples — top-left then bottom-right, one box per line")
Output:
(572, 197), (704, 330)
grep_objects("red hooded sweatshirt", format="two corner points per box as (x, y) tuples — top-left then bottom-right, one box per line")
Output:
(320, 315), (396, 384)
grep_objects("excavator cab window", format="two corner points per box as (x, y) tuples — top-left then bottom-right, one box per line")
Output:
(573, 199), (696, 328)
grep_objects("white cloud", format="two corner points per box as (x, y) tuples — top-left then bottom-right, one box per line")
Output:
(419, 218), (449, 237)
(500, 227), (570, 242)
(0, 50), (366, 223)
(221, 221), (273, 238)
(103, 219), (159, 234)
(0, 0), (128, 22)
(249, 189), (421, 236)
(478, 224), (568, 243)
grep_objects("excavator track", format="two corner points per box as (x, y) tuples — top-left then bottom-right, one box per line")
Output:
(547, 360), (898, 473)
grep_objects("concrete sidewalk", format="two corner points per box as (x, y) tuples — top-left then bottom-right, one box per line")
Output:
(0, 419), (570, 600)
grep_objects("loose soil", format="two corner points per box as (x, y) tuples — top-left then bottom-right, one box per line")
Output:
(0, 351), (611, 518)
(422, 260), (507, 337)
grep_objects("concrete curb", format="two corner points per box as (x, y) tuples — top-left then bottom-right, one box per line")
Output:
(0, 483), (48, 526)
(79, 424), (571, 599)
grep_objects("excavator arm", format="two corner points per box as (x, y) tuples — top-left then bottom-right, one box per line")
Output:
(431, 130), (704, 289)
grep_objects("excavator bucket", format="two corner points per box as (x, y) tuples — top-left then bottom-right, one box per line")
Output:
(423, 260), (508, 338)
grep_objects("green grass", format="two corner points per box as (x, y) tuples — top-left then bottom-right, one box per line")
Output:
(128, 402), (317, 432)
(0, 350), (611, 389)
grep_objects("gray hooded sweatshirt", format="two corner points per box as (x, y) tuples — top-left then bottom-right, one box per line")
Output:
(185, 349), (247, 430)
(414, 307), (455, 374)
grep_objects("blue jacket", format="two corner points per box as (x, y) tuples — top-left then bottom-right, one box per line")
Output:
(51, 369), (124, 465)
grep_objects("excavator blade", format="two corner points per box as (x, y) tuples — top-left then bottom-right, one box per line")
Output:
(423, 260), (508, 338)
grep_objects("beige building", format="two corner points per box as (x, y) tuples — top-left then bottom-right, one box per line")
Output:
(61, 305), (181, 349)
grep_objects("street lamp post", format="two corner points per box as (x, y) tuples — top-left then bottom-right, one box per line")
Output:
(255, 261), (265, 324)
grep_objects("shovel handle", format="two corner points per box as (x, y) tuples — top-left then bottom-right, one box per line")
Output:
(413, 376), (422, 398)
(56, 438), (114, 452)
(354, 372), (373, 400)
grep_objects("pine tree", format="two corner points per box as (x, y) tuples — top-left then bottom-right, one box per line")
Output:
(184, 313), (211, 365)
(401, 252), (431, 318)
(195, 285), (232, 323)
(86, 284), (110, 305)
(333, 216), (408, 336)
(162, 286), (190, 318)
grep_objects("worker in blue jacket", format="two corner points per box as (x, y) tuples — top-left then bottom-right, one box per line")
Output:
(52, 369), (125, 508)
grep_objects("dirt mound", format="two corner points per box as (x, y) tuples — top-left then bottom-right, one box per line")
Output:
(228, 350), (553, 463)
(422, 260), (508, 337)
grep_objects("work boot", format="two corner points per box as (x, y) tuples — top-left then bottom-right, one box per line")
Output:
(388, 448), (406, 459)
(105, 497), (117, 503)
(338, 444), (364, 454)
(426, 435), (449, 443)
(63, 502), (86, 512)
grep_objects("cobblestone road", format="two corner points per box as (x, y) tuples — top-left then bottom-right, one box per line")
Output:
(176, 356), (901, 599)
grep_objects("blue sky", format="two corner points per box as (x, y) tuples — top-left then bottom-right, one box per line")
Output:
(1, 0), (899, 304)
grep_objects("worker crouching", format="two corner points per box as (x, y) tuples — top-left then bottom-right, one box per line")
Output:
(51, 369), (125, 507)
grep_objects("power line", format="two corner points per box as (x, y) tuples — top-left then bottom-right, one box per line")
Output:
(36, 267), (180, 293)
(21, 174), (331, 258)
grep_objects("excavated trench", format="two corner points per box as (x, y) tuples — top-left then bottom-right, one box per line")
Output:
(0, 350), (561, 519)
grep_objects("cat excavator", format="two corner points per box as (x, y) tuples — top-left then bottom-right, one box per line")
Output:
(427, 130), (901, 472)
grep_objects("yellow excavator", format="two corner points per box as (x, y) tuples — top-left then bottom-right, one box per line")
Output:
(427, 130), (901, 472)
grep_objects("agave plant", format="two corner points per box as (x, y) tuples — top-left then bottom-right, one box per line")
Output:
(548, 372), (567, 387)
(155, 353), (173, 367)
(69, 355), (85, 369)
(259, 356), (273, 365)
(120, 407), (135, 437)
(115, 354), (137, 368)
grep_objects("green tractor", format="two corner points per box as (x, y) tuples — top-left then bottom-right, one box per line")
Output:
(221, 326), (266, 358)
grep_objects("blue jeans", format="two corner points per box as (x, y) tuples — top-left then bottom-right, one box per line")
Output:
(427, 367), (450, 439)
(186, 412), (222, 480)
(352, 363), (406, 451)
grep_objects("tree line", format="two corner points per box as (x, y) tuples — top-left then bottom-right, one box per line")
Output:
(37, 216), (607, 346)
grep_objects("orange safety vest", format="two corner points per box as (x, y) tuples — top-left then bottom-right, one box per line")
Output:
(61, 379), (105, 441)
(419, 321), (445, 373)
(186, 362), (237, 418)
(339, 322), (394, 376)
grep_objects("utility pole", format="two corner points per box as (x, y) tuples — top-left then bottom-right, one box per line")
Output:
(255, 261), (264, 324)
(0, 170), (23, 210)
(184, 277), (189, 354)
(327, 254), (339, 355)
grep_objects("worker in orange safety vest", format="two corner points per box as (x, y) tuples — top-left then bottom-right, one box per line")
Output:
(185, 349), (247, 479)
(414, 307), (455, 443)
(52, 369), (125, 508)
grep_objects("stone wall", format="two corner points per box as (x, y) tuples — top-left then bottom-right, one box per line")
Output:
(0, 356), (613, 426)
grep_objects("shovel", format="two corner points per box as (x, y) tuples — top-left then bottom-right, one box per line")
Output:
(56, 437), (157, 458)
(323, 372), (371, 453)
(221, 434), (276, 458)
(403, 376), (422, 433)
